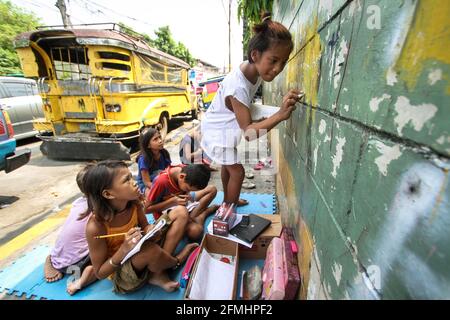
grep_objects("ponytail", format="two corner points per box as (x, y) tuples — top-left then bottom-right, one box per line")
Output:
(247, 12), (293, 63)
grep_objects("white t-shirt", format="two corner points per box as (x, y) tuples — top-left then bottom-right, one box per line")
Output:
(201, 64), (262, 156)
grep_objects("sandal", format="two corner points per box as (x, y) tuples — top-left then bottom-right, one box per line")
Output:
(245, 172), (254, 179)
(242, 181), (256, 189)
(237, 198), (249, 206)
(253, 161), (265, 170)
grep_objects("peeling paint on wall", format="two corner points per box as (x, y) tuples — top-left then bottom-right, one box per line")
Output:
(331, 137), (346, 178)
(394, 96), (438, 135)
(334, 40), (349, 89)
(428, 69), (443, 86)
(332, 262), (343, 286)
(395, 0), (450, 92)
(369, 94), (391, 112)
(270, 0), (450, 299)
(373, 142), (402, 176)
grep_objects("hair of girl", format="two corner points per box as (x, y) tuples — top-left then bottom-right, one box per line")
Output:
(137, 127), (171, 170)
(79, 160), (137, 223)
(247, 11), (293, 63)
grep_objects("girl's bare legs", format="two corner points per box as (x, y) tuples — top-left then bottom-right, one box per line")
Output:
(132, 220), (198, 292)
(224, 164), (245, 205)
(66, 265), (97, 295)
(221, 165), (230, 203)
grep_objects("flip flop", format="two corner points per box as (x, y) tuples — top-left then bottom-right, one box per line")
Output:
(245, 172), (254, 179)
(253, 161), (265, 170)
(237, 198), (249, 206)
(242, 181), (256, 189)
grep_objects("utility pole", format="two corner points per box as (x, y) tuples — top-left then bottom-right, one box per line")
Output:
(55, 0), (73, 28)
(228, 0), (231, 72)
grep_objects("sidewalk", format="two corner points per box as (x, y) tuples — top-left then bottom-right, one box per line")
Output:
(0, 115), (278, 300)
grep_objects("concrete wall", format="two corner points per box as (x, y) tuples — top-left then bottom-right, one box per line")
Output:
(265, 0), (450, 299)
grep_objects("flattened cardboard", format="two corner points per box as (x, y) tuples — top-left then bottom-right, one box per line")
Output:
(239, 214), (282, 259)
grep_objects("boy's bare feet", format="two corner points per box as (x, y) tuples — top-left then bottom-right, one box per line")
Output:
(203, 204), (220, 217)
(148, 271), (180, 292)
(44, 255), (63, 283)
(176, 243), (199, 265)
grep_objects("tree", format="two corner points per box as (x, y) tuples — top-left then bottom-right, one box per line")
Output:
(237, 0), (273, 57)
(0, 0), (41, 75)
(118, 23), (194, 67)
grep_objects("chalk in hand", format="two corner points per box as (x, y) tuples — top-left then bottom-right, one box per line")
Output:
(297, 92), (305, 99)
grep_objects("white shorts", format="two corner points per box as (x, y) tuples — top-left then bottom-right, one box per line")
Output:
(203, 145), (241, 165)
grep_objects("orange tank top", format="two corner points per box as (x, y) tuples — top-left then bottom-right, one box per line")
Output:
(104, 204), (139, 258)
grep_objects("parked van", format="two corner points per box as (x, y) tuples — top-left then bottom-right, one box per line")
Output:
(0, 76), (44, 140)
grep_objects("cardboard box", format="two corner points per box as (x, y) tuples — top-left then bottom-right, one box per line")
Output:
(184, 233), (239, 300)
(239, 214), (282, 259)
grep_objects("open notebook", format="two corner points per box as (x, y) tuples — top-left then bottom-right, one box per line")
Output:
(121, 218), (167, 264)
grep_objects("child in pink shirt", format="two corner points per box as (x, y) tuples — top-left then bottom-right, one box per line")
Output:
(44, 164), (98, 295)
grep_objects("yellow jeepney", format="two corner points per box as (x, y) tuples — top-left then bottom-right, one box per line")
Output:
(14, 24), (197, 160)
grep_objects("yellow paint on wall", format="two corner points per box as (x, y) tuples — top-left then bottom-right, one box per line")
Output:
(0, 206), (70, 261)
(396, 0), (450, 92)
(303, 33), (322, 121)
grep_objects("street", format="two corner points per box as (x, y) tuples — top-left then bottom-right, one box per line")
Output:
(0, 118), (195, 247)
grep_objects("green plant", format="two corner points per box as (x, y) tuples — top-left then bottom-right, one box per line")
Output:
(237, 0), (273, 55)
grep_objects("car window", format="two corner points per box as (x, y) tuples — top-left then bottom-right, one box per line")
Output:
(3, 82), (29, 97)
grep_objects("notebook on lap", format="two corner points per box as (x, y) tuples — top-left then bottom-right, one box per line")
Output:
(229, 214), (271, 243)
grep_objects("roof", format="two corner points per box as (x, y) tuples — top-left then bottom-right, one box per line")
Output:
(198, 75), (226, 86)
(14, 28), (190, 69)
(0, 76), (36, 84)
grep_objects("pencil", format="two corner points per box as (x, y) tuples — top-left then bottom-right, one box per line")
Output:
(95, 231), (144, 239)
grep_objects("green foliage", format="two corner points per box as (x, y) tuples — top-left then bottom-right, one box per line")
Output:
(237, 0), (273, 54)
(0, 0), (40, 74)
(118, 23), (194, 67)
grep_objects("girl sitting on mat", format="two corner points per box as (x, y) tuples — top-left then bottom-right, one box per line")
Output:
(44, 163), (98, 295)
(81, 160), (198, 293)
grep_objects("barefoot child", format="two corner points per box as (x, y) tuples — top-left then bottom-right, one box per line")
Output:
(201, 13), (301, 210)
(146, 164), (218, 241)
(44, 163), (98, 295)
(136, 128), (172, 199)
(83, 160), (197, 293)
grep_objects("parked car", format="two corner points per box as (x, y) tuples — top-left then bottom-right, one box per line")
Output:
(0, 76), (44, 140)
(0, 106), (31, 173)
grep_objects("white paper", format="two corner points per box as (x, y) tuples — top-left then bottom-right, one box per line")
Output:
(162, 201), (200, 215)
(249, 103), (279, 121)
(120, 218), (166, 264)
(186, 201), (200, 212)
(189, 250), (235, 300)
(207, 215), (254, 248)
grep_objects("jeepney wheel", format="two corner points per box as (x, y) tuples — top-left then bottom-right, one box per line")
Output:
(157, 114), (169, 141)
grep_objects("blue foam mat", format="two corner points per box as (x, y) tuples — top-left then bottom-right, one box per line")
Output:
(0, 192), (275, 300)
(211, 192), (277, 214)
(0, 245), (264, 300)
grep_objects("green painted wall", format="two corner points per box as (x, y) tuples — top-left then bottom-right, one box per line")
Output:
(265, 0), (450, 299)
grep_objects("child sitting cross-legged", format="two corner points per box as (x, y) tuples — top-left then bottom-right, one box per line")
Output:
(146, 164), (219, 241)
(83, 160), (198, 293)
